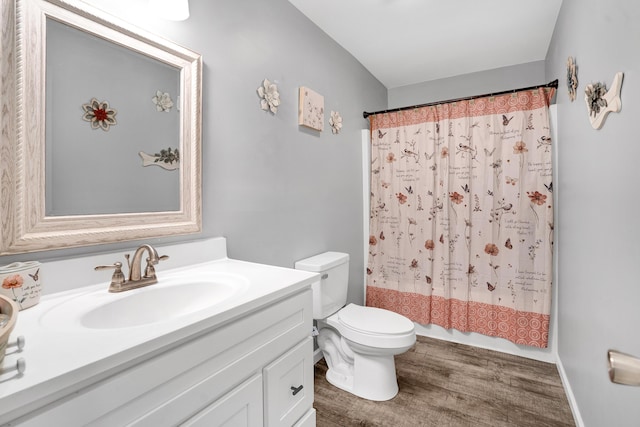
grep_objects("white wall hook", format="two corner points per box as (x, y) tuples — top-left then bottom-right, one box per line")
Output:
(585, 72), (623, 130)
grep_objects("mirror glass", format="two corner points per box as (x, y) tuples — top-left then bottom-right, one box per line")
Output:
(0, 0), (202, 255)
(45, 19), (181, 215)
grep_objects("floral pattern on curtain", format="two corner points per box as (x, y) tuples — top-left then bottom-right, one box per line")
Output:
(366, 87), (555, 348)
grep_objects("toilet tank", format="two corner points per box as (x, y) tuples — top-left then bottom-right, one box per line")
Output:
(295, 252), (349, 319)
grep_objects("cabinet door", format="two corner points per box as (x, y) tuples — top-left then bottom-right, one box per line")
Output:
(181, 374), (263, 427)
(293, 409), (316, 427)
(263, 337), (314, 427)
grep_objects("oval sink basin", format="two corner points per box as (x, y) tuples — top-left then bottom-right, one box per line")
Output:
(82, 281), (236, 329)
(41, 274), (248, 330)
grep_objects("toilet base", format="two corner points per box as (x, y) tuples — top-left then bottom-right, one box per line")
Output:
(325, 352), (399, 401)
(318, 328), (402, 401)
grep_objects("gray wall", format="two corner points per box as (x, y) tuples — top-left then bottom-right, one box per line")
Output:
(388, 61), (547, 109)
(546, 0), (640, 425)
(2, 0), (387, 307)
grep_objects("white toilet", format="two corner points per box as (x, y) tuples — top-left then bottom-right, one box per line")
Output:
(295, 251), (416, 401)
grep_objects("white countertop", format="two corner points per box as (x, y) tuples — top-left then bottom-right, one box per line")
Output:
(0, 255), (318, 423)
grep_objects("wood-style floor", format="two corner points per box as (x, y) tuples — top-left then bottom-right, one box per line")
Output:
(313, 336), (576, 427)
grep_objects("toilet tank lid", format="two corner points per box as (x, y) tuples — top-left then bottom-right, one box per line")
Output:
(295, 251), (349, 272)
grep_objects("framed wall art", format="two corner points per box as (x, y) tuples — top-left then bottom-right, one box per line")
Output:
(298, 86), (324, 131)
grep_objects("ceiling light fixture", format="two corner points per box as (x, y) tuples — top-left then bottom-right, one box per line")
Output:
(148, 0), (190, 21)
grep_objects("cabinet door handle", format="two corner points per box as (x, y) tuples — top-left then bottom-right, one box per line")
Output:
(290, 385), (304, 396)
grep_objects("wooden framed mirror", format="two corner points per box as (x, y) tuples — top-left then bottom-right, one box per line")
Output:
(0, 0), (202, 255)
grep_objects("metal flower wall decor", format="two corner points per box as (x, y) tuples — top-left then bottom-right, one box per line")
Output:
(329, 110), (342, 134)
(566, 56), (578, 102)
(139, 147), (180, 171)
(82, 98), (117, 131)
(257, 78), (280, 114)
(584, 72), (624, 130)
(585, 83), (607, 116)
(152, 90), (174, 112)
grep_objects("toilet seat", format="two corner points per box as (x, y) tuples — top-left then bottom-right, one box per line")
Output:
(324, 304), (416, 350)
(338, 304), (414, 335)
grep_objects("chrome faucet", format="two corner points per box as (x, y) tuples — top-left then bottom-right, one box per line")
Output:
(95, 244), (169, 292)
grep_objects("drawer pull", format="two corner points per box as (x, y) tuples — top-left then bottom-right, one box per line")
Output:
(290, 385), (304, 396)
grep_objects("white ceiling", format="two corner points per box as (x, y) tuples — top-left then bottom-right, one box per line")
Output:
(288, 0), (563, 89)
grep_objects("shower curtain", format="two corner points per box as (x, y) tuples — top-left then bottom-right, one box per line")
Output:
(366, 87), (555, 348)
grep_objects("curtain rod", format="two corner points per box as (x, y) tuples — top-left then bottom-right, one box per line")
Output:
(362, 79), (558, 119)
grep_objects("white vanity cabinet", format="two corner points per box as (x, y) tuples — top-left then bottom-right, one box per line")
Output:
(183, 337), (315, 427)
(262, 338), (314, 426)
(4, 288), (315, 427)
(181, 373), (263, 426)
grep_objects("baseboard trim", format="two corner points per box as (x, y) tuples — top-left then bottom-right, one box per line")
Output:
(556, 355), (584, 427)
(313, 348), (323, 364)
(414, 326), (556, 363)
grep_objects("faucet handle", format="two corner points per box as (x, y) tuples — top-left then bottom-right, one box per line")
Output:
(95, 262), (127, 291)
(143, 255), (169, 279)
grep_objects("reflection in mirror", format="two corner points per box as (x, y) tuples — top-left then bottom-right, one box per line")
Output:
(0, 0), (202, 255)
(45, 18), (181, 215)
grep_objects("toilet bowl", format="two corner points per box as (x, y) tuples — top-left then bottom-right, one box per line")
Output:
(295, 252), (416, 401)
